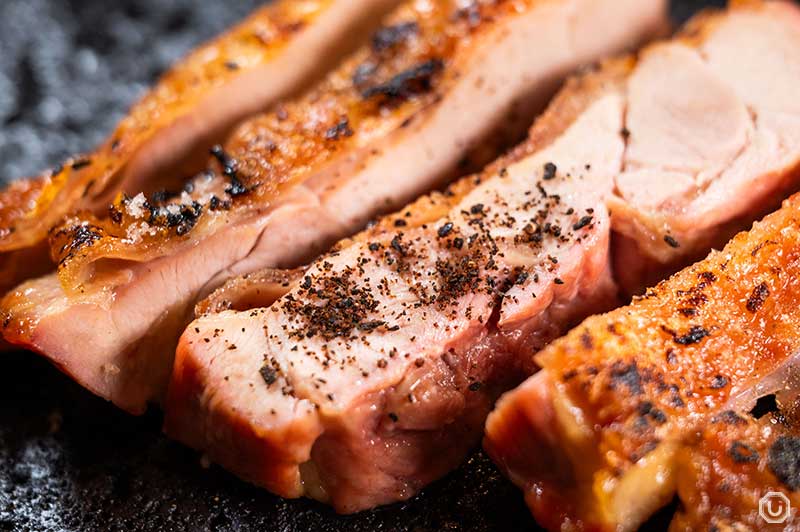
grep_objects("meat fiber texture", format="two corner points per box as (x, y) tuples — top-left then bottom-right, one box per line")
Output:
(167, 0), (800, 516)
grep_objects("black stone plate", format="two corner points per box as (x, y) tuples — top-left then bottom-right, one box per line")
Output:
(0, 1), (724, 530)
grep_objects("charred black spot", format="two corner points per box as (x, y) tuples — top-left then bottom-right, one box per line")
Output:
(638, 401), (667, 424)
(712, 410), (747, 425)
(729, 441), (759, 464)
(710, 375), (728, 389)
(581, 331), (593, 350)
(468, 381), (482, 392)
(768, 436), (800, 490)
(746, 282), (770, 313)
(324, 117), (353, 140)
(362, 59), (444, 102)
(61, 224), (102, 258)
(610, 361), (643, 395)
(673, 325), (710, 345)
(372, 22), (418, 51)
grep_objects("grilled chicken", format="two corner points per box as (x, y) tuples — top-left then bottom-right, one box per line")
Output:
(0, 0), (667, 414)
(0, 0), (401, 293)
(166, 71), (626, 512)
(484, 191), (800, 531)
(165, 0), (800, 514)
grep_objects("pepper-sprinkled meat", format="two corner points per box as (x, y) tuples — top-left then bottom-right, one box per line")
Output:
(486, 162), (800, 531)
(0, 0), (667, 415)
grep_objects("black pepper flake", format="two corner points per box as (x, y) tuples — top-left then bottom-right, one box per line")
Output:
(729, 441), (759, 464)
(554, 278), (564, 285)
(470, 203), (484, 215)
(452, 237), (464, 249)
(438, 222), (454, 238)
(664, 235), (680, 248)
(746, 282), (770, 313)
(572, 216), (593, 231)
(394, 219), (407, 227)
(674, 325), (710, 345)
(368, 242), (380, 252)
(542, 162), (557, 181)
(468, 381), (482, 392)
(390, 235), (406, 256)
(388, 412), (399, 422)
(259, 365), (278, 386)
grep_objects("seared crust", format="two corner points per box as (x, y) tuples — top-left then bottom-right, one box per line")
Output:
(0, 1), (335, 253)
(486, 191), (800, 530)
(47, 0), (569, 292)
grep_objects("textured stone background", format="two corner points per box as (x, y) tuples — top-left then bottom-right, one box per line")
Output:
(0, 1), (724, 531)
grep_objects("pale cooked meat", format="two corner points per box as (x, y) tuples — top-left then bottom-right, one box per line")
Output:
(166, 76), (626, 512)
(0, 0), (401, 292)
(609, 1), (800, 292)
(167, 0), (800, 514)
(0, 0), (668, 414)
(485, 191), (800, 531)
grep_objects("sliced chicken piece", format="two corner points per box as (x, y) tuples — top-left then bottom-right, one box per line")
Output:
(609, 0), (800, 292)
(0, 0), (668, 414)
(165, 70), (627, 512)
(0, 0), (401, 292)
(484, 191), (800, 531)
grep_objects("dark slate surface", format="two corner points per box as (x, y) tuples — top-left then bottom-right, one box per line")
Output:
(0, 1), (723, 531)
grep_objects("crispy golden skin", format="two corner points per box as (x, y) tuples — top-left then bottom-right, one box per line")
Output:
(486, 191), (800, 531)
(44, 0), (564, 292)
(0, 0), (400, 292)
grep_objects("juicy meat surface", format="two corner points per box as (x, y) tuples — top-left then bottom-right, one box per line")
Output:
(0, 0), (667, 414)
(166, 74), (625, 512)
(485, 191), (800, 531)
(167, 0), (800, 515)
(0, 0), (401, 292)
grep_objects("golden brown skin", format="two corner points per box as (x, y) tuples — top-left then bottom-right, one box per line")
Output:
(487, 191), (800, 530)
(0, 0), (337, 284)
(45, 0), (560, 292)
